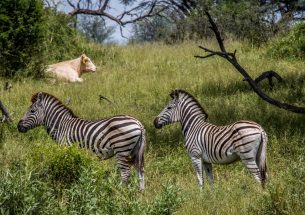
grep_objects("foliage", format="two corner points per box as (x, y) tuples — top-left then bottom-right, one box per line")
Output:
(131, 0), (275, 45)
(0, 0), (46, 79)
(45, 146), (89, 188)
(77, 15), (115, 44)
(0, 168), (58, 214)
(131, 13), (178, 43)
(214, 0), (272, 45)
(0, 41), (305, 214)
(147, 183), (183, 215)
(248, 156), (305, 214)
(266, 22), (305, 60)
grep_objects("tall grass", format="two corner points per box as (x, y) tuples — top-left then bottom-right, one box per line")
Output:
(0, 41), (305, 214)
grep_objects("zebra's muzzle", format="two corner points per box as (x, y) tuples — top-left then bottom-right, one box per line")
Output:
(17, 121), (28, 133)
(153, 117), (162, 129)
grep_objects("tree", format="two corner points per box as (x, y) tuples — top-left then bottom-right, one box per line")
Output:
(77, 15), (115, 43)
(131, 11), (178, 42)
(0, 0), (46, 78)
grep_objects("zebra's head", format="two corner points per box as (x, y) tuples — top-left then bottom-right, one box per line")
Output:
(154, 90), (181, 129)
(17, 92), (46, 133)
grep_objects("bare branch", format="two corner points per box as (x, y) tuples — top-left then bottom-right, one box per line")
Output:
(67, 0), (76, 9)
(66, 0), (182, 27)
(195, 11), (305, 114)
(205, 11), (226, 53)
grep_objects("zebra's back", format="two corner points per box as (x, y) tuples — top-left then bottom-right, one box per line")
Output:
(73, 115), (143, 159)
(197, 120), (265, 164)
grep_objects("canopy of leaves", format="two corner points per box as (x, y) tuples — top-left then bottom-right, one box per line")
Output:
(0, 0), (46, 79)
(267, 22), (305, 60)
(77, 15), (115, 44)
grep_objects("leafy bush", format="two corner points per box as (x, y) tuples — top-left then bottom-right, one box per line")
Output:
(147, 183), (183, 215)
(0, 168), (58, 214)
(0, 0), (46, 79)
(45, 146), (89, 188)
(267, 22), (305, 60)
(44, 9), (85, 62)
(66, 169), (183, 215)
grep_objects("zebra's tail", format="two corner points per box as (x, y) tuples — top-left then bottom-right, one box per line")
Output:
(257, 130), (268, 188)
(131, 127), (145, 190)
(133, 128), (145, 171)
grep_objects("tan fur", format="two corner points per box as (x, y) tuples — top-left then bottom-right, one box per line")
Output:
(46, 54), (96, 82)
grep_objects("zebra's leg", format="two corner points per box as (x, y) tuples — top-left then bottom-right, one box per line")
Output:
(203, 162), (214, 186)
(116, 155), (131, 185)
(191, 156), (203, 188)
(240, 157), (262, 185)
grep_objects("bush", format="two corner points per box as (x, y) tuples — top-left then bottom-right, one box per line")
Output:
(0, 168), (58, 214)
(267, 23), (305, 60)
(0, 0), (46, 79)
(147, 183), (183, 215)
(45, 146), (89, 188)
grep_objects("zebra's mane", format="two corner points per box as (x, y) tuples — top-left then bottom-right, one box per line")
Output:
(170, 89), (208, 120)
(31, 92), (77, 117)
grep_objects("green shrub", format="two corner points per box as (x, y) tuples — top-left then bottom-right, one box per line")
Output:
(0, 0), (46, 79)
(0, 168), (58, 214)
(147, 183), (183, 215)
(44, 9), (83, 62)
(45, 146), (89, 188)
(267, 23), (305, 60)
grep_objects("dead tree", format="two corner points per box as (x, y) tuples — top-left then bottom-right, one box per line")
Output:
(0, 100), (12, 123)
(195, 11), (305, 114)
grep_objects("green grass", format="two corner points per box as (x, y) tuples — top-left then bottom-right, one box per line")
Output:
(0, 41), (305, 214)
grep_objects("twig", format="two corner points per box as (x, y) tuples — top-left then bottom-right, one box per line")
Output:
(99, 95), (113, 104)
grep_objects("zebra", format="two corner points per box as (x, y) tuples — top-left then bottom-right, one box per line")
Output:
(153, 89), (267, 188)
(17, 92), (145, 190)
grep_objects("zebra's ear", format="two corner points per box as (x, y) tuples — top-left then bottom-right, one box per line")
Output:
(170, 90), (179, 99)
(37, 92), (44, 101)
(31, 92), (44, 103)
(34, 92), (44, 104)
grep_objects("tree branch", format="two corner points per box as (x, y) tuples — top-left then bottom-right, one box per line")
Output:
(65, 0), (194, 26)
(254, 70), (283, 90)
(67, 0), (169, 26)
(195, 11), (305, 114)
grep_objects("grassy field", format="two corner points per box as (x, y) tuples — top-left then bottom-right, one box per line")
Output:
(1, 41), (305, 214)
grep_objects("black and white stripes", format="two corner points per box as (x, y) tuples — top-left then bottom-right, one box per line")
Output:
(154, 89), (267, 188)
(17, 92), (145, 190)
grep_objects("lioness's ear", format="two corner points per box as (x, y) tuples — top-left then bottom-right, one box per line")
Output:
(81, 54), (88, 64)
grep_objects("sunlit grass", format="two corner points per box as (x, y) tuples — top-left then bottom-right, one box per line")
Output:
(0, 41), (305, 214)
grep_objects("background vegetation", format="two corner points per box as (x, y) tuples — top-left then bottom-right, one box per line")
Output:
(1, 41), (305, 214)
(0, 0), (305, 214)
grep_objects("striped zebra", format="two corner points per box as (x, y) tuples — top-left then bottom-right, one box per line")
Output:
(154, 89), (267, 188)
(17, 92), (145, 190)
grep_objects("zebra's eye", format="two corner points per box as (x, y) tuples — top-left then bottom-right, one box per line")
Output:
(30, 109), (36, 113)
(167, 106), (172, 110)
